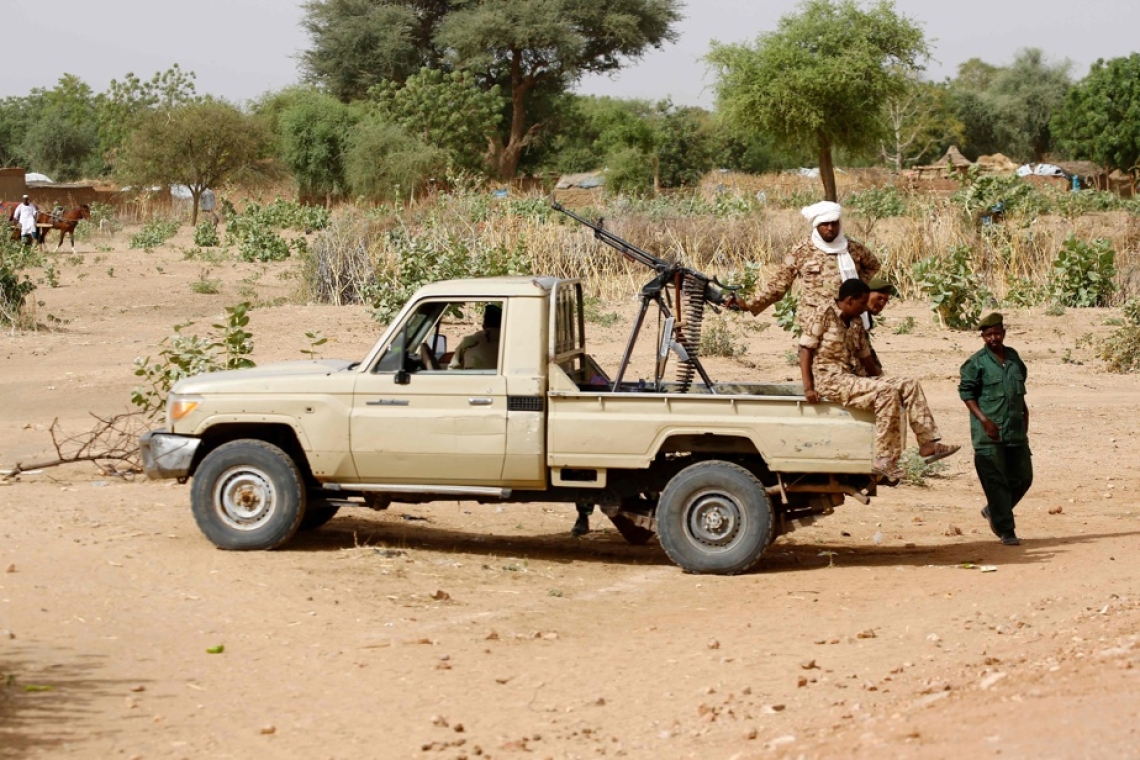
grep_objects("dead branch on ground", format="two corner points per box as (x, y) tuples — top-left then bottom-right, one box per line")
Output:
(2, 411), (149, 479)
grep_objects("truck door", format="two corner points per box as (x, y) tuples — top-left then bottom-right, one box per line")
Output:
(350, 300), (508, 484)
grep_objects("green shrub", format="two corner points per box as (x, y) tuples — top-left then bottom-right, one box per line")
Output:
(0, 239), (41, 326)
(898, 448), (948, 487)
(225, 199), (326, 263)
(583, 295), (620, 327)
(194, 222), (220, 247)
(605, 147), (654, 196)
(364, 232), (532, 323)
(236, 226), (292, 263)
(698, 314), (747, 358)
(891, 316), (915, 335)
(1048, 236), (1116, 307)
(129, 219), (180, 251)
(1098, 297), (1140, 373)
(1003, 277), (1049, 308)
(774, 291), (800, 336)
(846, 186), (908, 221)
(913, 245), (991, 330)
(131, 303), (255, 419)
(952, 170), (1049, 218)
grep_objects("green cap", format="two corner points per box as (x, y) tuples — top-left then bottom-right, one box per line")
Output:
(867, 276), (894, 294)
(978, 312), (1004, 329)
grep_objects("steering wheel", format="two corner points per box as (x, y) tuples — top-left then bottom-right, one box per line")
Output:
(418, 342), (439, 371)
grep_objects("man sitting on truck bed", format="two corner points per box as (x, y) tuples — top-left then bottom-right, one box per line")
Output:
(799, 278), (959, 483)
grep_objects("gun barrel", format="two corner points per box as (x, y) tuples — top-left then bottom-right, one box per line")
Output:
(551, 202), (668, 273)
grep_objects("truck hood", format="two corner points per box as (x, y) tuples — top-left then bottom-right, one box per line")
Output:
(171, 359), (356, 395)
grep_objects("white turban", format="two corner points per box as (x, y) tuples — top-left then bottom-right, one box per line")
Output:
(801, 201), (842, 228)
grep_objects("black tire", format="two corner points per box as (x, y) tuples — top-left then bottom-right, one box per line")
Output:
(190, 440), (306, 550)
(656, 460), (773, 575)
(298, 503), (340, 531)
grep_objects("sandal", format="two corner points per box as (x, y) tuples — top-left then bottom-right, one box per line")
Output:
(872, 462), (904, 486)
(922, 443), (961, 464)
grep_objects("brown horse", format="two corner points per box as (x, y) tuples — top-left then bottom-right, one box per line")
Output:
(36, 204), (91, 252)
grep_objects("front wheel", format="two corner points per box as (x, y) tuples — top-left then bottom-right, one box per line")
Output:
(656, 460), (773, 575)
(190, 440), (306, 550)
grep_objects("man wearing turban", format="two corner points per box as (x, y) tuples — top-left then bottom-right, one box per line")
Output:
(741, 201), (880, 334)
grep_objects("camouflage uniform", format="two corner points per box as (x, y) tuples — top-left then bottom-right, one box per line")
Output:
(800, 303), (940, 463)
(751, 238), (881, 334)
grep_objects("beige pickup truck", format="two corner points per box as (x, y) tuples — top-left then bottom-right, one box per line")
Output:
(141, 276), (878, 575)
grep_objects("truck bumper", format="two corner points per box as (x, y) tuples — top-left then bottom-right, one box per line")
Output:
(139, 430), (200, 481)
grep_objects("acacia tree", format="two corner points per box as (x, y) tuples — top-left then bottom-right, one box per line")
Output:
(116, 100), (269, 224)
(96, 65), (199, 163)
(1053, 54), (1140, 186)
(300, 0), (450, 100)
(300, 0), (681, 179)
(707, 0), (928, 201)
(371, 68), (503, 176)
(988, 48), (1071, 162)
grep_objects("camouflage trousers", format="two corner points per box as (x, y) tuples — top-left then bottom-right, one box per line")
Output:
(815, 373), (941, 462)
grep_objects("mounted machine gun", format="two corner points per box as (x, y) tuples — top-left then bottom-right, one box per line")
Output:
(552, 202), (742, 394)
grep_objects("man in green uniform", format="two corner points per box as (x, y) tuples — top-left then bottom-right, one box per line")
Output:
(959, 313), (1032, 546)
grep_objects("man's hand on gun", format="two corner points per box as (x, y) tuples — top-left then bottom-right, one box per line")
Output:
(723, 293), (748, 312)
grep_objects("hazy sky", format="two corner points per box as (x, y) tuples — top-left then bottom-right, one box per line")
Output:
(4, 0), (1138, 107)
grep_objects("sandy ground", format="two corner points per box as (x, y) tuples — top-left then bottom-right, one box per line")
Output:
(2, 225), (1139, 759)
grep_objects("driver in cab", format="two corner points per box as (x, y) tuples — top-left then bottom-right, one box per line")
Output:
(448, 304), (501, 370)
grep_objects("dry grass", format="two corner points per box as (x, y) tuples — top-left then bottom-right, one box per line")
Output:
(220, 172), (1140, 310)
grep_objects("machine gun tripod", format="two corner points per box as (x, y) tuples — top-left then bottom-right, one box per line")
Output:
(552, 202), (742, 394)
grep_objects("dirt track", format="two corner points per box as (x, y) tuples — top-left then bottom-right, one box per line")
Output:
(2, 229), (1139, 759)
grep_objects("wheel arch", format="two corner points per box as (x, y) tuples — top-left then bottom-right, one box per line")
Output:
(190, 422), (316, 485)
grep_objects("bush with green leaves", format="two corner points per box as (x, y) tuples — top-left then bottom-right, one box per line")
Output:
(364, 232), (533, 323)
(898, 447), (948, 487)
(131, 302), (255, 419)
(1053, 189), (1126, 217)
(236, 226), (293, 263)
(0, 239), (42, 326)
(773, 291), (800, 336)
(225, 199), (323, 263)
(699, 314), (747, 358)
(845, 186), (908, 221)
(952, 170), (1049, 219)
(129, 219), (180, 251)
(1003, 276), (1049, 308)
(605, 147), (655, 196)
(193, 221), (220, 247)
(913, 245), (991, 329)
(1097, 297), (1140, 373)
(1048, 235), (1116, 307)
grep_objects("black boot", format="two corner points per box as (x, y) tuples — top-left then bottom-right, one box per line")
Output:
(571, 512), (590, 537)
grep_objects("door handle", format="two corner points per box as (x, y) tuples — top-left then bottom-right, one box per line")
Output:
(468, 397), (493, 406)
(366, 399), (410, 406)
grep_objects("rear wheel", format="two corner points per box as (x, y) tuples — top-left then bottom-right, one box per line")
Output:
(656, 460), (773, 575)
(190, 440), (306, 550)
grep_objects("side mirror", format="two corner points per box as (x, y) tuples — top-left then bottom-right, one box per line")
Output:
(394, 369), (410, 386)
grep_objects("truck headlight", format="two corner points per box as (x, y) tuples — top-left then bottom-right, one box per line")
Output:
(167, 395), (202, 429)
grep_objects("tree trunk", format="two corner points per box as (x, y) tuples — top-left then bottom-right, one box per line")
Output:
(190, 189), (200, 226)
(818, 135), (838, 202)
(496, 51), (530, 180)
